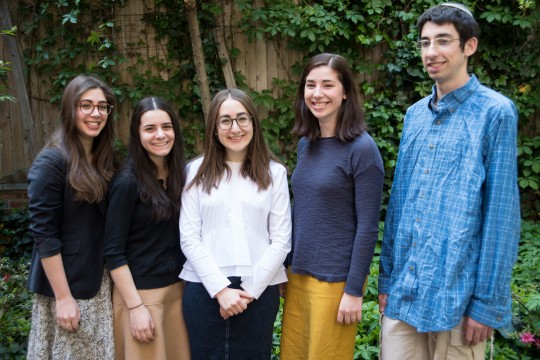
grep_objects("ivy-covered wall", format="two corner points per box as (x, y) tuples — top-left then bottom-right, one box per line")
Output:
(2, 0), (539, 218)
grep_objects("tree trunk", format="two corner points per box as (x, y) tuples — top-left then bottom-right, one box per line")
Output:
(184, 0), (211, 124)
(213, 2), (236, 89)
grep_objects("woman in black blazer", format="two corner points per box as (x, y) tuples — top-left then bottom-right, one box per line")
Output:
(26, 75), (117, 359)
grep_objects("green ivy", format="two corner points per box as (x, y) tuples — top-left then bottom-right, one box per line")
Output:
(0, 26), (17, 102)
(0, 258), (31, 360)
(0, 208), (33, 261)
(234, 0), (540, 219)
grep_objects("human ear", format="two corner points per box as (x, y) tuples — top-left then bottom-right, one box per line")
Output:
(464, 37), (478, 57)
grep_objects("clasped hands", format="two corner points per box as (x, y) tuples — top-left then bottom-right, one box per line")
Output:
(216, 287), (254, 320)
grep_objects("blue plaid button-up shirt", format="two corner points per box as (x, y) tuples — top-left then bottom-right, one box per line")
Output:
(379, 75), (520, 332)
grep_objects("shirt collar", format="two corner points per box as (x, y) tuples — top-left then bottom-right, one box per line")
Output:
(428, 75), (480, 113)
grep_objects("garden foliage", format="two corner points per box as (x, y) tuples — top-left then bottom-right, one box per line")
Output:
(4, 0), (540, 358)
(14, 0), (540, 219)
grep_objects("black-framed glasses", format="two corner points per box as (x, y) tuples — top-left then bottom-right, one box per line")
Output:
(78, 101), (113, 116)
(217, 114), (252, 130)
(416, 38), (460, 51)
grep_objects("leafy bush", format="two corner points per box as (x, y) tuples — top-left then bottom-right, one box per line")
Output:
(0, 258), (32, 359)
(0, 208), (32, 358)
(518, 136), (540, 220)
(0, 208), (33, 261)
(493, 220), (540, 359)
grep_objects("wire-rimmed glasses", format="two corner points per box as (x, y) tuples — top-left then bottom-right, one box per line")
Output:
(416, 38), (460, 51)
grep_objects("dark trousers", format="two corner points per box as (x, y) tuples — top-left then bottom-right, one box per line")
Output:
(183, 277), (279, 360)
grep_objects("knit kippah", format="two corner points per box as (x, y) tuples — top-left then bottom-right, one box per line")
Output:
(440, 2), (474, 19)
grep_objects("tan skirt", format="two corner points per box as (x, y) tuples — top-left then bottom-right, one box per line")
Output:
(280, 271), (359, 360)
(112, 282), (190, 360)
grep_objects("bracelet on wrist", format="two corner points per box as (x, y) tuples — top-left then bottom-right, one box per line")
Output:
(128, 302), (144, 310)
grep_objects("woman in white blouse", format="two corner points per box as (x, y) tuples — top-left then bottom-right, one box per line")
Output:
(179, 88), (292, 359)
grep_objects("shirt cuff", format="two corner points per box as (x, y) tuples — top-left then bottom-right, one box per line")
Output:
(466, 298), (510, 329)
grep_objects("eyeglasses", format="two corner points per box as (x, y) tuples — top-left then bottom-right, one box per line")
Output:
(217, 114), (252, 130)
(416, 38), (460, 51)
(78, 101), (113, 116)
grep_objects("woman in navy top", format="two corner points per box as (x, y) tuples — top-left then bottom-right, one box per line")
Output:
(280, 53), (384, 359)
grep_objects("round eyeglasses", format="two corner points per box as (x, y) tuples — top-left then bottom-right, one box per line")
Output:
(217, 114), (252, 130)
(78, 101), (113, 116)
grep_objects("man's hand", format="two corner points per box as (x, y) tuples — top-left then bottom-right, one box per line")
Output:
(463, 316), (492, 345)
(378, 294), (388, 314)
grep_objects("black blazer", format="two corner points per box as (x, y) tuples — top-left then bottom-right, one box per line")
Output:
(27, 148), (106, 299)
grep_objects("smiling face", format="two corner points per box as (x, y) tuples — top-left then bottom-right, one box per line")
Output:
(139, 109), (175, 164)
(75, 88), (108, 145)
(304, 65), (346, 128)
(420, 21), (477, 95)
(216, 98), (253, 162)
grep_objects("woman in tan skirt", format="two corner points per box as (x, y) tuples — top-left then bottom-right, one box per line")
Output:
(104, 97), (190, 360)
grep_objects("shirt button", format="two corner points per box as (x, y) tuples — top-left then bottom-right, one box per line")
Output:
(412, 242), (417, 247)
(415, 218), (421, 223)
(435, 120), (441, 125)
(409, 265), (414, 271)
(429, 144), (434, 149)
(424, 169), (430, 174)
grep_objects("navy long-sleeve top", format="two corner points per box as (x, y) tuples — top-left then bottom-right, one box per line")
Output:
(289, 133), (384, 296)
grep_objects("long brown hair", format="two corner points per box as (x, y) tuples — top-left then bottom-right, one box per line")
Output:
(126, 96), (186, 221)
(189, 88), (277, 194)
(45, 75), (117, 203)
(292, 53), (366, 142)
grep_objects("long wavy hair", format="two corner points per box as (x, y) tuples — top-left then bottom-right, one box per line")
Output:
(45, 75), (117, 203)
(125, 96), (186, 221)
(188, 88), (277, 194)
(292, 53), (366, 142)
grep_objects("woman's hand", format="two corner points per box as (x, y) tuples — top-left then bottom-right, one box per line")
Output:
(56, 295), (80, 331)
(216, 287), (252, 319)
(129, 305), (155, 343)
(337, 293), (363, 324)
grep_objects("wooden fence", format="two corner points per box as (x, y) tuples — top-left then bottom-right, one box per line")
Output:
(0, 0), (382, 181)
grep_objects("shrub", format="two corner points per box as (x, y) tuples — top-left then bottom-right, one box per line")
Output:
(0, 258), (32, 359)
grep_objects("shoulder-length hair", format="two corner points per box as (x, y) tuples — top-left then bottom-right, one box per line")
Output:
(292, 53), (366, 142)
(46, 74), (117, 203)
(189, 88), (276, 194)
(127, 96), (186, 221)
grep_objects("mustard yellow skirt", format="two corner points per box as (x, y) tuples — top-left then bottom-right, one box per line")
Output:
(113, 282), (190, 360)
(280, 272), (361, 360)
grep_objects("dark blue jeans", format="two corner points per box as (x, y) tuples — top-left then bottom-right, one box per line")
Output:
(183, 277), (279, 360)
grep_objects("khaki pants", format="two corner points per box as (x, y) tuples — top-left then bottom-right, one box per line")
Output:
(380, 315), (485, 360)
